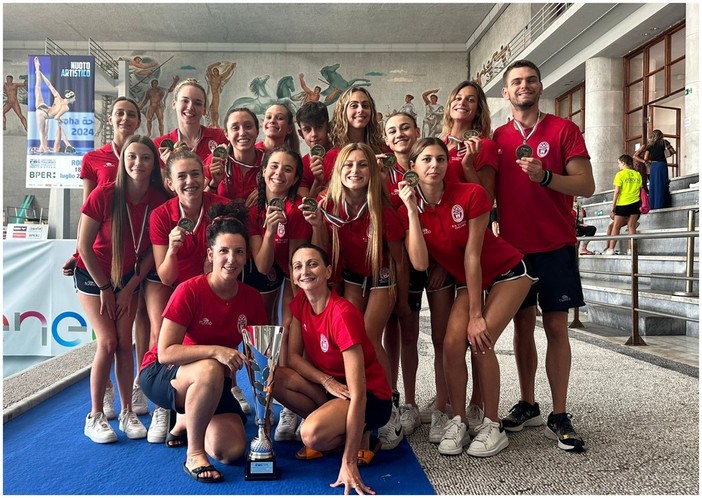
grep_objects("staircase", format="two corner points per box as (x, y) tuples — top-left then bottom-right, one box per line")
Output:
(577, 173), (699, 338)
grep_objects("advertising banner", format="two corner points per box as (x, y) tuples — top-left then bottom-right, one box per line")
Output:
(3, 240), (95, 356)
(26, 55), (95, 189)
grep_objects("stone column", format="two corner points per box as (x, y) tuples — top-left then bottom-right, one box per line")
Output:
(584, 57), (624, 194)
(683, 3), (699, 177)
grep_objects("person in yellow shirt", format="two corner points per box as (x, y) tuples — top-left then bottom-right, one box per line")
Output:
(604, 154), (642, 255)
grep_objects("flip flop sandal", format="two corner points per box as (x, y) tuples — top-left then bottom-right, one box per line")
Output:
(357, 436), (382, 467)
(165, 430), (187, 448)
(182, 462), (223, 483)
(295, 446), (324, 460)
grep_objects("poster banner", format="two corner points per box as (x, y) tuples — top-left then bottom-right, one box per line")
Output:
(3, 239), (95, 356)
(26, 55), (95, 189)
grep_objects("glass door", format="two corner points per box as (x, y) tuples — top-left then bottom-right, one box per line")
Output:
(647, 104), (680, 178)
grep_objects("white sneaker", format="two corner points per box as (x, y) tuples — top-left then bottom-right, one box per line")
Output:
(103, 385), (115, 420)
(378, 405), (404, 450)
(399, 404), (421, 435)
(438, 415), (470, 456)
(466, 404), (484, 438)
(602, 248), (615, 255)
(231, 385), (251, 414)
(84, 412), (117, 444)
(419, 396), (453, 424)
(466, 417), (509, 457)
(147, 407), (170, 443)
(118, 409), (147, 439)
(429, 410), (450, 444)
(131, 385), (149, 416)
(274, 407), (299, 442)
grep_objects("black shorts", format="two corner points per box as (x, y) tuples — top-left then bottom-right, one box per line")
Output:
(489, 259), (538, 288)
(73, 267), (138, 297)
(324, 390), (392, 431)
(614, 201), (641, 217)
(145, 269), (164, 284)
(407, 268), (455, 311)
(576, 224), (596, 237)
(520, 246), (585, 312)
(343, 268), (393, 292)
(139, 361), (247, 423)
(239, 258), (284, 294)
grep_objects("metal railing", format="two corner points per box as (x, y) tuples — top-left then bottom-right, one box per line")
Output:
(88, 38), (119, 80)
(482, 3), (573, 85)
(44, 38), (68, 56)
(576, 222), (699, 347)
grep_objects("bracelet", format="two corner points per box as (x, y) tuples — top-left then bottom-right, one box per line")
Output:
(539, 169), (553, 187)
(98, 281), (112, 291)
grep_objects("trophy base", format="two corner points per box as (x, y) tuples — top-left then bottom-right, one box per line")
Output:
(245, 457), (279, 481)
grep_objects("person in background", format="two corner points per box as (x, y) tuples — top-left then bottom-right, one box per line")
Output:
(257, 102), (300, 155)
(573, 198), (596, 255)
(603, 154), (642, 256)
(296, 101), (338, 199)
(328, 87), (386, 154)
(633, 129), (671, 210)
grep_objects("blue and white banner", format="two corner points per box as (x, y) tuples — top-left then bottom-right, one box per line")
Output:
(26, 55), (95, 189)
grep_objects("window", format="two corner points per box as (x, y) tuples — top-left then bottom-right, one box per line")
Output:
(556, 83), (585, 133)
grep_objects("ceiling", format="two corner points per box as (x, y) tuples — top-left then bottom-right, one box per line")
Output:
(3, 2), (496, 48)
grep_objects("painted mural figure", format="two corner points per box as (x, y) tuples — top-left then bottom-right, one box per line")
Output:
(205, 61), (236, 128)
(4, 74), (28, 131)
(319, 64), (371, 105)
(139, 76), (179, 137)
(399, 94), (417, 118)
(32, 56), (75, 153)
(230, 75), (297, 116)
(298, 73), (321, 104)
(422, 88), (444, 137)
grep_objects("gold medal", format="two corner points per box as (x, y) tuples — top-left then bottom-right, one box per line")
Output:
(177, 217), (195, 233)
(310, 145), (326, 158)
(161, 139), (175, 150)
(516, 144), (533, 159)
(383, 155), (397, 169)
(269, 198), (285, 210)
(403, 171), (419, 187)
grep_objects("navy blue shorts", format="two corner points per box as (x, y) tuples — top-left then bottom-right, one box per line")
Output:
(520, 246), (585, 312)
(343, 268), (394, 293)
(614, 201), (641, 217)
(240, 258), (284, 295)
(139, 361), (247, 423)
(73, 267), (138, 297)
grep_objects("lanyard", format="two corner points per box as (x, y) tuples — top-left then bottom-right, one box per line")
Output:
(110, 141), (120, 161)
(126, 201), (149, 276)
(512, 112), (543, 144)
(178, 201), (205, 234)
(321, 200), (368, 229)
(225, 147), (262, 183)
(388, 164), (406, 185)
(177, 127), (202, 152)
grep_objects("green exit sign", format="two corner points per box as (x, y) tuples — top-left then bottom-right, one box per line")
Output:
(685, 88), (692, 95)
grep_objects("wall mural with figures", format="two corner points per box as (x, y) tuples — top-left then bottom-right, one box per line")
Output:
(4, 49), (465, 148)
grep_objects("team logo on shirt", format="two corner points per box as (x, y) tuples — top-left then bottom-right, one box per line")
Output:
(320, 333), (329, 353)
(277, 223), (286, 238)
(237, 314), (248, 332)
(199, 317), (213, 326)
(208, 140), (218, 151)
(451, 205), (464, 223)
(537, 141), (550, 158)
(105, 162), (115, 168)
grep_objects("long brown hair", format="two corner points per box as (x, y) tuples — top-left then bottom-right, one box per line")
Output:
(440, 80), (492, 139)
(110, 135), (169, 287)
(329, 87), (385, 153)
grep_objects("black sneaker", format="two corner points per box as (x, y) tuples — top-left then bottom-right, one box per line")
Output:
(545, 412), (586, 452)
(501, 400), (543, 432)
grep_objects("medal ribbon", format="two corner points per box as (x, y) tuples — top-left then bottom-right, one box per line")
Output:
(126, 203), (149, 276)
(513, 112), (543, 144)
(177, 126), (203, 152)
(110, 141), (120, 161)
(178, 201), (205, 234)
(415, 185), (443, 214)
(387, 164), (406, 185)
(320, 200), (368, 229)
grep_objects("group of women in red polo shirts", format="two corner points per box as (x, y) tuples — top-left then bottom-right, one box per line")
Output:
(71, 78), (536, 489)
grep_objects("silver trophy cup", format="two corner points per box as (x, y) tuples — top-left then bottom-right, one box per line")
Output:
(241, 325), (285, 480)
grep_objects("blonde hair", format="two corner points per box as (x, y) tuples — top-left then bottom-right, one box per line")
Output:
(173, 78), (207, 107)
(321, 143), (395, 293)
(440, 80), (492, 139)
(329, 87), (385, 153)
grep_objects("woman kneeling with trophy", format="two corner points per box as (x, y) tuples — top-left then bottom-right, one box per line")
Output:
(139, 202), (267, 483)
(271, 243), (392, 495)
